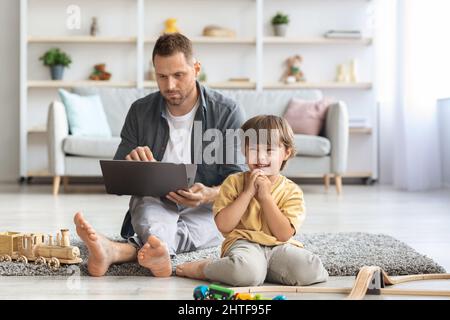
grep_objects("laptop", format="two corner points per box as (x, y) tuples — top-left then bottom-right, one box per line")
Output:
(100, 160), (197, 197)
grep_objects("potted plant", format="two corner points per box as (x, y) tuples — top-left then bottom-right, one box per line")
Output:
(39, 48), (72, 80)
(271, 12), (289, 37)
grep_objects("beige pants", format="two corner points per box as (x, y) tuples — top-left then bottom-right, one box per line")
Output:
(204, 239), (328, 287)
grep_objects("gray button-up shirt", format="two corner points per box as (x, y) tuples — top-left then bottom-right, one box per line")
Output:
(114, 81), (247, 185)
(114, 82), (247, 238)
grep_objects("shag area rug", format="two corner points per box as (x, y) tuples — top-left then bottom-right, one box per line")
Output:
(0, 232), (446, 277)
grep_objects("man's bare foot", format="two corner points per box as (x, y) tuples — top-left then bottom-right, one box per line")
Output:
(176, 259), (211, 280)
(137, 235), (172, 277)
(74, 212), (114, 277)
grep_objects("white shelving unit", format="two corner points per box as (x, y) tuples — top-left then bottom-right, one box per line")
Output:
(20, 0), (377, 181)
(145, 36), (256, 45)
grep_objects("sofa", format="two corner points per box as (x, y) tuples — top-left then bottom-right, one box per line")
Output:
(47, 87), (349, 195)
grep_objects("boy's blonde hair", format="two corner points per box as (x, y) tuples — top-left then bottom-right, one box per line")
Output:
(241, 115), (296, 170)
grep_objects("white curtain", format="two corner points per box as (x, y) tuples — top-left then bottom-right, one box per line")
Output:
(376, 0), (450, 191)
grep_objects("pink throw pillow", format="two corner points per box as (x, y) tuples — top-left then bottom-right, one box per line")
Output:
(283, 98), (333, 136)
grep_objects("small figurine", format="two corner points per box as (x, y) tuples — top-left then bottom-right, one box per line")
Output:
(89, 63), (111, 81)
(336, 64), (347, 83)
(90, 17), (98, 36)
(349, 59), (358, 83)
(281, 55), (306, 84)
(164, 18), (180, 34)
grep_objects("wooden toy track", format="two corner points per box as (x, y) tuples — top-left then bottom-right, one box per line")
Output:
(231, 266), (450, 300)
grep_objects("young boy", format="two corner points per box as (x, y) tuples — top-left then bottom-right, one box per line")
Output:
(176, 115), (328, 286)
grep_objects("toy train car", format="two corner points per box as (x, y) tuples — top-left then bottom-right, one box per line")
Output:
(0, 229), (82, 270)
(193, 284), (287, 300)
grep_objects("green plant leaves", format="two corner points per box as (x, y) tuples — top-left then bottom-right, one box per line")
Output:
(271, 12), (289, 25)
(39, 48), (72, 67)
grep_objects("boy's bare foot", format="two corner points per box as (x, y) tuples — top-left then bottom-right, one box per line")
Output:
(74, 212), (114, 277)
(138, 235), (172, 277)
(176, 259), (211, 280)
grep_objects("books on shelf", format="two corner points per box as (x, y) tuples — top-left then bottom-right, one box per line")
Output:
(324, 30), (362, 39)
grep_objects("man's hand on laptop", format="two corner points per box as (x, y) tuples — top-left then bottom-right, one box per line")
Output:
(125, 146), (156, 162)
(166, 183), (219, 208)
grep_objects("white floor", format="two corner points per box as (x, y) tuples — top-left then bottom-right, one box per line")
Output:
(0, 183), (449, 300)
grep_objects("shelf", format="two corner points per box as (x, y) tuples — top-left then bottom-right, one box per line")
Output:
(145, 36), (371, 46)
(28, 36), (137, 43)
(349, 127), (373, 134)
(28, 80), (137, 88)
(28, 81), (370, 90)
(264, 82), (372, 90)
(28, 126), (47, 134)
(206, 81), (256, 89)
(263, 37), (373, 46)
(27, 36), (371, 46)
(145, 36), (255, 45)
(143, 81), (256, 89)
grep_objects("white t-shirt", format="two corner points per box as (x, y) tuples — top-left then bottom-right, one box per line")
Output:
(161, 99), (200, 164)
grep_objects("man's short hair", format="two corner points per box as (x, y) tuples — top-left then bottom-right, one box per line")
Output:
(152, 33), (194, 65)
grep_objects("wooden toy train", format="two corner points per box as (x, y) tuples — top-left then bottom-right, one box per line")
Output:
(0, 229), (82, 270)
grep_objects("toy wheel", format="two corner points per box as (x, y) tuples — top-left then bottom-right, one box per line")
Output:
(0, 255), (12, 262)
(48, 257), (60, 271)
(35, 257), (46, 265)
(17, 255), (28, 264)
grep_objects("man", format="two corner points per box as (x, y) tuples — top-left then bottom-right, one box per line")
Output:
(74, 33), (246, 277)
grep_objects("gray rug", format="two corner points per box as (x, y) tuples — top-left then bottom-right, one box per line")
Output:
(0, 232), (446, 277)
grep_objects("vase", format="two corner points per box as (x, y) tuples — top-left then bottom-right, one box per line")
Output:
(50, 65), (65, 80)
(273, 24), (288, 37)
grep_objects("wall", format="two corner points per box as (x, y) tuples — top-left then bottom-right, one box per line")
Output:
(438, 99), (450, 187)
(0, 0), (20, 182)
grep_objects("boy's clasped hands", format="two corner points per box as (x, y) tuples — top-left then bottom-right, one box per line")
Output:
(244, 169), (274, 202)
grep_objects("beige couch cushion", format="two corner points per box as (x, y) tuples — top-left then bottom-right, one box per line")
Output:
(63, 136), (121, 158)
(294, 134), (331, 157)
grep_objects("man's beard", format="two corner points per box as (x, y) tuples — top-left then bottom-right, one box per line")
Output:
(163, 83), (196, 107)
(163, 91), (185, 106)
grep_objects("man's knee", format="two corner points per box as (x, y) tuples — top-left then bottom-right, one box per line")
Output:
(129, 198), (179, 247)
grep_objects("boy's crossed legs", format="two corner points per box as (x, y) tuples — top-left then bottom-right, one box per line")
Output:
(177, 239), (328, 286)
